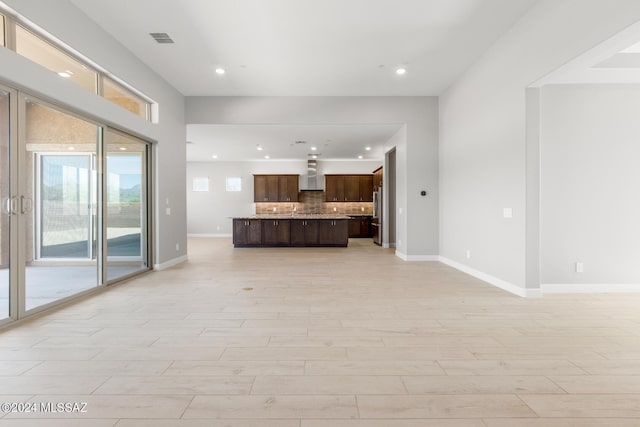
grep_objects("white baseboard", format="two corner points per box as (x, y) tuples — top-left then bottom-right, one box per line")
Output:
(439, 256), (540, 298)
(153, 254), (188, 271)
(395, 251), (439, 262)
(187, 233), (232, 238)
(542, 283), (640, 293)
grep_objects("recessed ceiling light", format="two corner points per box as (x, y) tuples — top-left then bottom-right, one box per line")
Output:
(311, 155), (317, 159)
(215, 68), (225, 75)
(264, 155), (270, 159)
(58, 71), (72, 78)
(396, 68), (406, 75)
(311, 146), (317, 151)
(358, 155), (363, 159)
(119, 147), (127, 151)
(212, 154), (218, 159)
(365, 146), (371, 151)
(256, 146), (263, 151)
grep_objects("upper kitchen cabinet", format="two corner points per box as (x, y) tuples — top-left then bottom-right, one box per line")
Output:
(325, 175), (345, 202)
(278, 175), (299, 202)
(254, 175), (299, 202)
(325, 174), (373, 202)
(373, 166), (383, 190)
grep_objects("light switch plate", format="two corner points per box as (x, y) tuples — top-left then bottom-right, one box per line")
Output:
(165, 207), (171, 215)
(503, 208), (513, 218)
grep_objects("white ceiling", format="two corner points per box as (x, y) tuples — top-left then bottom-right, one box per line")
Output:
(69, 0), (537, 96)
(186, 124), (401, 162)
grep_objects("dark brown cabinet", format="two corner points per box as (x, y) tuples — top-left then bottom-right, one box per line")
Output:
(348, 216), (372, 238)
(290, 219), (319, 245)
(359, 175), (373, 202)
(254, 175), (299, 202)
(262, 219), (290, 245)
(325, 174), (373, 202)
(373, 166), (383, 190)
(325, 175), (345, 202)
(233, 219), (262, 245)
(278, 175), (299, 202)
(319, 219), (348, 246)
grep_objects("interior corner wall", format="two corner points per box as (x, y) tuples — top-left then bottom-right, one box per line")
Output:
(439, 0), (640, 291)
(0, 0), (187, 266)
(540, 84), (640, 286)
(185, 96), (438, 258)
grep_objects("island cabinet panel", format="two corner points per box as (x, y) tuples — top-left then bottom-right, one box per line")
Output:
(254, 175), (299, 202)
(262, 219), (291, 245)
(233, 219), (262, 246)
(325, 174), (373, 202)
(290, 219), (319, 246)
(319, 219), (349, 246)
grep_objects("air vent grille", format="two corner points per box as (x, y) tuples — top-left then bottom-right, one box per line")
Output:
(150, 33), (174, 44)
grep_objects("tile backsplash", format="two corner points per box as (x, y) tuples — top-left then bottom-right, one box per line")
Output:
(256, 191), (373, 215)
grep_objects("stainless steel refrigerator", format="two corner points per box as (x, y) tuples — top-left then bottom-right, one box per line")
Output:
(372, 188), (382, 245)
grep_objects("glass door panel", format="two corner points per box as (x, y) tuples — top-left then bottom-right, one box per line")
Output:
(24, 99), (99, 311)
(0, 89), (11, 321)
(105, 129), (149, 282)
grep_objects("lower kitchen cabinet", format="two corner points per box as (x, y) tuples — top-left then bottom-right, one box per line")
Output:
(262, 219), (290, 245)
(233, 219), (262, 246)
(290, 219), (319, 246)
(348, 216), (372, 238)
(319, 219), (348, 246)
(233, 218), (348, 247)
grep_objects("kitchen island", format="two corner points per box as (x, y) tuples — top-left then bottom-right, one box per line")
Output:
(232, 215), (350, 247)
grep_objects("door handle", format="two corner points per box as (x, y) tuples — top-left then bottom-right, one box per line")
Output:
(20, 196), (33, 214)
(10, 197), (19, 215)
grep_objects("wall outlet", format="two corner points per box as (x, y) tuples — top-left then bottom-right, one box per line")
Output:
(175, 243), (180, 251)
(398, 239), (402, 246)
(576, 262), (584, 273)
(165, 197), (169, 205)
(399, 207), (403, 215)
(466, 249), (471, 259)
(216, 225), (221, 231)
(165, 207), (171, 215)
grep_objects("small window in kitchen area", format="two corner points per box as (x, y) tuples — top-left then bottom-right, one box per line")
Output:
(226, 177), (241, 192)
(192, 177), (209, 192)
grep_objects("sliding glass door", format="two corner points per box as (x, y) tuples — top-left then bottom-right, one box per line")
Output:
(104, 129), (149, 282)
(23, 99), (100, 311)
(0, 89), (151, 321)
(0, 88), (12, 322)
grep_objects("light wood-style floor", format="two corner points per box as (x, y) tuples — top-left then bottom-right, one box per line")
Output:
(1, 237), (640, 426)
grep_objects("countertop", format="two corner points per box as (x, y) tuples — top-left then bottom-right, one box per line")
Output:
(233, 214), (352, 220)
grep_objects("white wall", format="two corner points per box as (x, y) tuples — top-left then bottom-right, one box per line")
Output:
(540, 84), (640, 286)
(186, 96), (438, 258)
(439, 0), (640, 292)
(187, 159), (381, 235)
(0, 0), (187, 266)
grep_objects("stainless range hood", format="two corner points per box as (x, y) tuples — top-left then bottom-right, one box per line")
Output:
(301, 159), (323, 191)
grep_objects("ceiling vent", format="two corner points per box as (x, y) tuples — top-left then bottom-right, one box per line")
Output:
(294, 140), (307, 145)
(150, 33), (174, 44)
